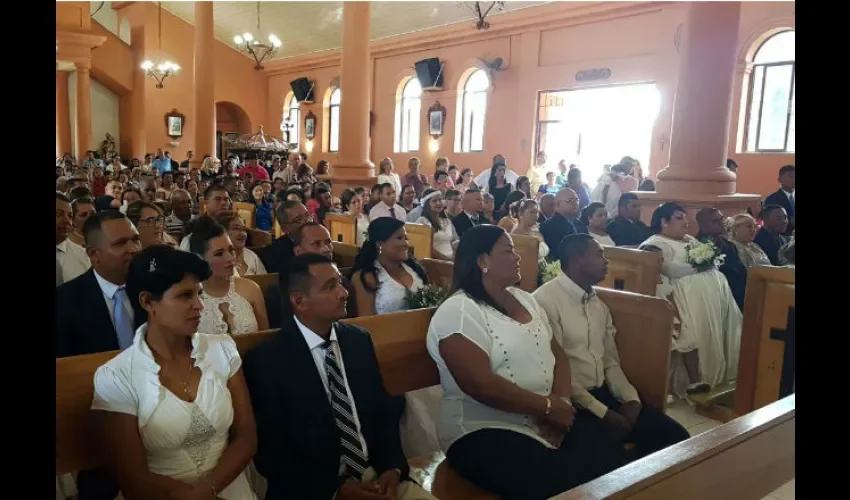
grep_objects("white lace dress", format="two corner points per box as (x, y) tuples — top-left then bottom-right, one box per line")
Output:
(91, 327), (257, 499)
(199, 280), (259, 336)
(373, 261), (443, 459)
(415, 217), (458, 259)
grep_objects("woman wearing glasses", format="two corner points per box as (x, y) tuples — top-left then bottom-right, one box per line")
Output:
(126, 201), (176, 248)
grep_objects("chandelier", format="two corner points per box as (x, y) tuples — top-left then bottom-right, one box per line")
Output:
(458, 1), (506, 30)
(141, 2), (179, 88)
(234, 2), (282, 70)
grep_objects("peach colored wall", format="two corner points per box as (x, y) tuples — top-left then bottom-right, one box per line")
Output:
(265, 1), (794, 197)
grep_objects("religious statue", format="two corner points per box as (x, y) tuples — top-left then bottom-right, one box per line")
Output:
(98, 133), (117, 160)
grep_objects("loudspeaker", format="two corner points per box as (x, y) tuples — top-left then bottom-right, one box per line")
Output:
(415, 58), (444, 90)
(290, 77), (315, 103)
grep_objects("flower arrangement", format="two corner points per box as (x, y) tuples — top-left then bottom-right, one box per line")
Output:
(685, 238), (726, 272)
(405, 284), (450, 309)
(538, 259), (562, 286)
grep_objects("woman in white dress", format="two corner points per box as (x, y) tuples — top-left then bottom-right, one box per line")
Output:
(415, 190), (459, 260)
(91, 245), (258, 499)
(581, 202), (615, 246)
(342, 188), (370, 247)
(349, 217), (441, 459)
(511, 199), (550, 261)
(726, 213), (771, 268)
(640, 203), (742, 393)
(375, 157), (402, 195)
(216, 211), (267, 276)
(190, 217), (269, 335)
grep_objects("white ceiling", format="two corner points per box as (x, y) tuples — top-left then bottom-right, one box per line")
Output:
(161, 1), (548, 60)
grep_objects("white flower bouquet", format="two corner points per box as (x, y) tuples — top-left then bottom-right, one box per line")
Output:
(685, 239), (726, 272)
(538, 260), (562, 286)
(405, 284), (450, 309)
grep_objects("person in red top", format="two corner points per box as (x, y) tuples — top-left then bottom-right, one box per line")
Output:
(91, 166), (107, 197)
(238, 158), (271, 182)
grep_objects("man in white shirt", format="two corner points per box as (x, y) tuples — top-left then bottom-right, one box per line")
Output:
(165, 189), (196, 235)
(473, 154), (520, 187)
(243, 254), (434, 500)
(534, 234), (689, 457)
(369, 183), (407, 222)
(56, 193), (91, 284)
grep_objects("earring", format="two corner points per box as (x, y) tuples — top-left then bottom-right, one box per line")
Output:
(378, 245), (383, 255)
(483, 267), (489, 274)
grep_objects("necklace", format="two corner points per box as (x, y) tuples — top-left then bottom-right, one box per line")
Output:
(180, 357), (194, 395)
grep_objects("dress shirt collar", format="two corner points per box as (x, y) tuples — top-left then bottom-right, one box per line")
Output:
(294, 315), (337, 351)
(93, 269), (123, 300)
(557, 272), (595, 304)
(56, 238), (69, 253)
(464, 211), (478, 220)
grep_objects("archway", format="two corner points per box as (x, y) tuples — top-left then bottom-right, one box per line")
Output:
(215, 101), (252, 159)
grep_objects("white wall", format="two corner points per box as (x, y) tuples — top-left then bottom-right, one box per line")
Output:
(68, 72), (120, 152)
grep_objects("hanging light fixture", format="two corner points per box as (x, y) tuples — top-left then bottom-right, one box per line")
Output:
(234, 1), (282, 70)
(141, 2), (180, 89)
(458, 2), (506, 30)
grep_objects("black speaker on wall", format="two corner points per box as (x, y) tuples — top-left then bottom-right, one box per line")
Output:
(290, 77), (315, 103)
(415, 58), (445, 90)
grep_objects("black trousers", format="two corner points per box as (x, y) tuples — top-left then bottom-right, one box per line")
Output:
(445, 411), (631, 500)
(588, 385), (690, 457)
(76, 468), (118, 500)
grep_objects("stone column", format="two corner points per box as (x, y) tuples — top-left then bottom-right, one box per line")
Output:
(74, 61), (92, 158)
(192, 0), (216, 167)
(335, 1), (375, 188)
(56, 70), (72, 157)
(637, 1), (760, 229)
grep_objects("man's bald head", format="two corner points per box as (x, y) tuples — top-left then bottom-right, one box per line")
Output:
(555, 188), (580, 218)
(170, 189), (193, 220)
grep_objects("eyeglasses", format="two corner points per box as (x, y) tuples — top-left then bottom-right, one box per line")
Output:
(140, 216), (165, 227)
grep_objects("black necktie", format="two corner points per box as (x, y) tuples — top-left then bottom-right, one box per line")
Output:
(389, 206), (396, 219)
(471, 215), (479, 225)
(322, 340), (369, 479)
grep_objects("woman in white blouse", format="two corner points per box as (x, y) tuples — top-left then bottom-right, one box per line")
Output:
(427, 225), (627, 499)
(415, 190), (459, 260)
(190, 217), (270, 335)
(581, 202), (615, 246)
(342, 188), (369, 247)
(511, 199), (549, 261)
(215, 211), (267, 276)
(375, 157), (402, 195)
(91, 245), (258, 499)
(726, 213), (771, 268)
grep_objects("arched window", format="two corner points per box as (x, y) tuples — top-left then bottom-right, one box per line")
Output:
(457, 69), (489, 153)
(395, 77), (422, 153)
(745, 30), (795, 152)
(282, 93), (300, 146)
(328, 88), (341, 153)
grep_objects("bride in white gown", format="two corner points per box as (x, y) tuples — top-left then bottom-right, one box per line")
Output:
(641, 203), (742, 393)
(91, 246), (258, 499)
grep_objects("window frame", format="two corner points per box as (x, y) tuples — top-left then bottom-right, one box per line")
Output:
(457, 69), (489, 153)
(744, 31), (795, 153)
(396, 77), (422, 153)
(328, 87), (341, 153)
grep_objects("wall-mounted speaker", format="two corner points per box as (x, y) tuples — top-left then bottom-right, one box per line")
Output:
(415, 58), (445, 90)
(290, 77), (315, 103)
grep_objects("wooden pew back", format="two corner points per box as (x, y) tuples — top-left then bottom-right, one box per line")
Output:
(510, 233), (539, 293)
(600, 246), (662, 296)
(327, 213), (357, 245)
(734, 266), (796, 416)
(421, 258), (453, 288)
(233, 202), (257, 229)
(333, 242), (359, 268)
(555, 395), (795, 500)
(243, 273), (278, 293)
(405, 223), (433, 260)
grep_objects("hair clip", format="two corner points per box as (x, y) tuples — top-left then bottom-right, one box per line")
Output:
(149, 258), (157, 273)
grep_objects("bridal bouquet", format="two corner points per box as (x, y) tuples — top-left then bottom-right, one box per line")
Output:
(405, 284), (450, 309)
(685, 239), (726, 272)
(538, 260), (562, 286)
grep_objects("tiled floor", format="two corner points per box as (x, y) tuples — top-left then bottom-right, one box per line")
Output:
(665, 399), (795, 500)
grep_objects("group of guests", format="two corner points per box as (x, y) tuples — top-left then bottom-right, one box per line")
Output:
(56, 149), (795, 500)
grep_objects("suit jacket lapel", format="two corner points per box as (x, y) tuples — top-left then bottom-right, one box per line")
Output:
(82, 270), (121, 351)
(280, 317), (336, 426)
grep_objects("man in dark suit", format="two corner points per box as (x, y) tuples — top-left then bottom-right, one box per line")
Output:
(606, 193), (653, 247)
(260, 200), (314, 274)
(538, 193), (556, 225)
(763, 164), (795, 236)
(244, 254), (434, 500)
(695, 208), (748, 311)
(56, 210), (141, 500)
(452, 189), (491, 237)
(754, 205), (789, 266)
(540, 188), (585, 260)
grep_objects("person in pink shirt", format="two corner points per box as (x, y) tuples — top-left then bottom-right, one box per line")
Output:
(238, 159), (270, 182)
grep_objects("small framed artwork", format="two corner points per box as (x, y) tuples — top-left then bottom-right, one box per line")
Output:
(428, 101), (447, 139)
(165, 109), (185, 138)
(304, 111), (316, 139)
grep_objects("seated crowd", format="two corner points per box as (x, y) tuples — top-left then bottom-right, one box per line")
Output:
(56, 149), (795, 499)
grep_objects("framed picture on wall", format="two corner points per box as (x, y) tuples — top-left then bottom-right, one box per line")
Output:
(165, 109), (185, 138)
(428, 101), (447, 139)
(304, 111), (316, 140)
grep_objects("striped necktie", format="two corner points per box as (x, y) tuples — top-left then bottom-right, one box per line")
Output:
(322, 340), (369, 479)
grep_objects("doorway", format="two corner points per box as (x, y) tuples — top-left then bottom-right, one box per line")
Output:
(536, 83), (661, 188)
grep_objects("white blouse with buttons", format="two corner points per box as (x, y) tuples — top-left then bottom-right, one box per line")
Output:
(427, 288), (557, 452)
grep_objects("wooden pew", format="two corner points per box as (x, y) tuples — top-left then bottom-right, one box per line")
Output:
(243, 273), (278, 294)
(600, 246), (662, 297)
(333, 242), (359, 268)
(421, 258), (453, 288)
(734, 266), (796, 416)
(405, 223), (433, 260)
(247, 228), (272, 247)
(511, 234), (540, 293)
(327, 213), (357, 245)
(554, 395), (795, 500)
(233, 202), (257, 229)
